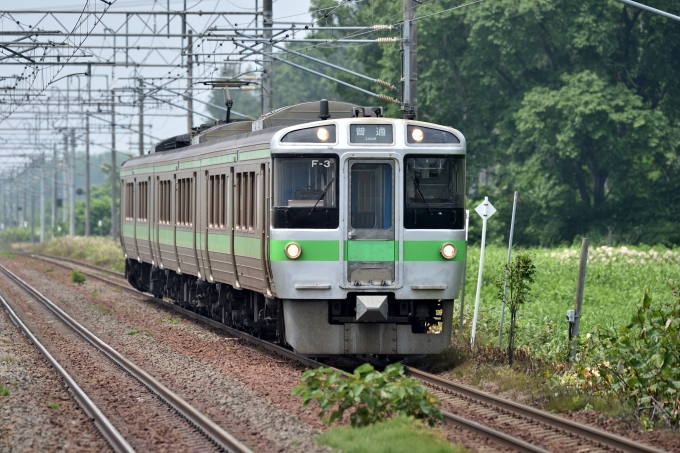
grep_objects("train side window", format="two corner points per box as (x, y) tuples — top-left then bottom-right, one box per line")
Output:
(159, 180), (171, 224)
(125, 182), (134, 220)
(235, 173), (242, 229)
(209, 174), (227, 229)
(137, 181), (147, 221)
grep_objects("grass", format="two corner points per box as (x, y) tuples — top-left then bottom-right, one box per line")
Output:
(0, 355), (18, 363)
(126, 329), (141, 335)
(318, 415), (470, 453)
(144, 331), (154, 337)
(91, 290), (100, 297)
(461, 245), (680, 359)
(94, 305), (110, 315)
(161, 317), (181, 325)
(70, 269), (87, 285)
(43, 267), (54, 273)
(0, 384), (9, 396)
(19, 236), (125, 273)
(48, 402), (60, 410)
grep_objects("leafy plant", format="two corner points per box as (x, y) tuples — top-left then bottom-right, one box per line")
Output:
(0, 384), (9, 396)
(292, 363), (443, 427)
(48, 402), (60, 410)
(494, 252), (536, 364)
(567, 284), (680, 425)
(70, 269), (87, 285)
(126, 329), (141, 335)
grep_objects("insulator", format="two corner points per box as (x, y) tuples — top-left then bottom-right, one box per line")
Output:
(376, 37), (399, 44)
(375, 79), (397, 91)
(372, 25), (393, 31)
(378, 94), (400, 104)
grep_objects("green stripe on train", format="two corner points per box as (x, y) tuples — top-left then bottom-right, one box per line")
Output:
(345, 240), (396, 262)
(270, 240), (340, 261)
(403, 240), (467, 261)
(234, 236), (260, 258)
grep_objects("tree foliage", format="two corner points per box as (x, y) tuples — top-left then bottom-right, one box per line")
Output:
(283, 0), (680, 246)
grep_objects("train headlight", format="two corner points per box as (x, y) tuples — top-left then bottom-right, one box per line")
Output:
(411, 127), (424, 142)
(284, 242), (302, 259)
(316, 127), (330, 142)
(440, 243), (457, 260)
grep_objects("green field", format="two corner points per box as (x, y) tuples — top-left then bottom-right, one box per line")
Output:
(460, 244), (680, 360)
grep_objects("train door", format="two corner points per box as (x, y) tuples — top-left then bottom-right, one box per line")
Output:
(345, 160), (397, 286)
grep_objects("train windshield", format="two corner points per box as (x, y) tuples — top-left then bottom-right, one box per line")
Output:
(405, 156), (465, 229)
(272, 156), (339, 229)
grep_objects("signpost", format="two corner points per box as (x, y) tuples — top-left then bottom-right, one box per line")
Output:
(498, 191), (520, 347)
(471, 197), (496, 349)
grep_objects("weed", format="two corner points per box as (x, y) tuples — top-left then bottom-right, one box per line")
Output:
(144, 331), (154, 337)
(0, 337), (9, 344)
(0, 384), (9, 396)
(12, 382), (17, 386)
(127, 329), (141, 335)
(48, 402), (60, 410)
(0, 355), (17, 363)
(91, 290), (100, 297)
(160, 317), (181, 325)
(293, 363), (442, 427)
(70, 269), (87, 285)
(318, 414), (470, 453)
(94, 305), (110, 315)
(44, 267), (54, 273)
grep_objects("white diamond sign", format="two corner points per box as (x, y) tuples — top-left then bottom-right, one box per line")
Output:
(475, 197), (496, 219)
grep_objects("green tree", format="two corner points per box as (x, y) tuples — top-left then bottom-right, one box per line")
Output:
(494, 252), (536, 364)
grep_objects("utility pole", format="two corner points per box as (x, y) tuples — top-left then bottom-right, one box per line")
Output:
(52, 143), (57, 236)
(30, 175), (35, 243)
(85, 114), (91, 236)
(40, 152), (45, 243)
(110, 90), (118, 241)
(187, 30), (194, 132)
(138, 77), (144, 156)
(69, 128), (76, 236)
(262, 0), (273, 115)
(402, 0), (418, 119)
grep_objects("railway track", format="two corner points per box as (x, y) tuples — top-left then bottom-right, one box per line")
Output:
(0, 262), (252, 453)
(20, 253), (668, 453)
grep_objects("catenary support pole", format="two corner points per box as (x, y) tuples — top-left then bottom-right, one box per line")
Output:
(138, 77), (144, 156)
(85, 114), (90, 236)
(69, 128), (76, 236)
(30, 171), (35, 243)
(498, 191), (519, 347)
(262, 0), (273, 115)
(186, 30), (194, 133)
(62, 134), (68, 223)
(570, 238), (589, 359)
(471, 197), (496, 349)
(458, 209), (470, 342)
(52, 143), (57, 236)
(110, 90), (117, 241)
(402, 0), (418, 119)
(40, 153), (45, 243)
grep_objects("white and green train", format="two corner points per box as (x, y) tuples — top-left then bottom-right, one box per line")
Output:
(120, 100), (466, 357)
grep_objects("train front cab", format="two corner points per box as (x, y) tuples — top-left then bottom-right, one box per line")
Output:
(269, 119), (466, 357)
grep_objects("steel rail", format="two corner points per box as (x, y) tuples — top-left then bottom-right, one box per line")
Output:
(405, 367), (666, 453)
(0, 293), (135, 453)
(0, 263), (253, 453)
(23, 253), (590, 453)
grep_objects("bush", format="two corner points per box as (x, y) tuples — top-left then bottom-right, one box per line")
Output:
(568, 284), (680, 426)
(292, 363), (443, 427)
(70, 269), (87, 285)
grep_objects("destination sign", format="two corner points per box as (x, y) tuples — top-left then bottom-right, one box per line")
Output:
(350, 124), (393, 144)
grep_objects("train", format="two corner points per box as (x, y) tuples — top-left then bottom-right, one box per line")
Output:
(120, 100), (466, 358)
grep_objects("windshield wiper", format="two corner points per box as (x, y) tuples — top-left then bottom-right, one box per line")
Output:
(411, 176), (433, 215)
(309, 177), (335, 215)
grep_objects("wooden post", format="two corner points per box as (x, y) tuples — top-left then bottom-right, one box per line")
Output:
(570, 238), (589, 359)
